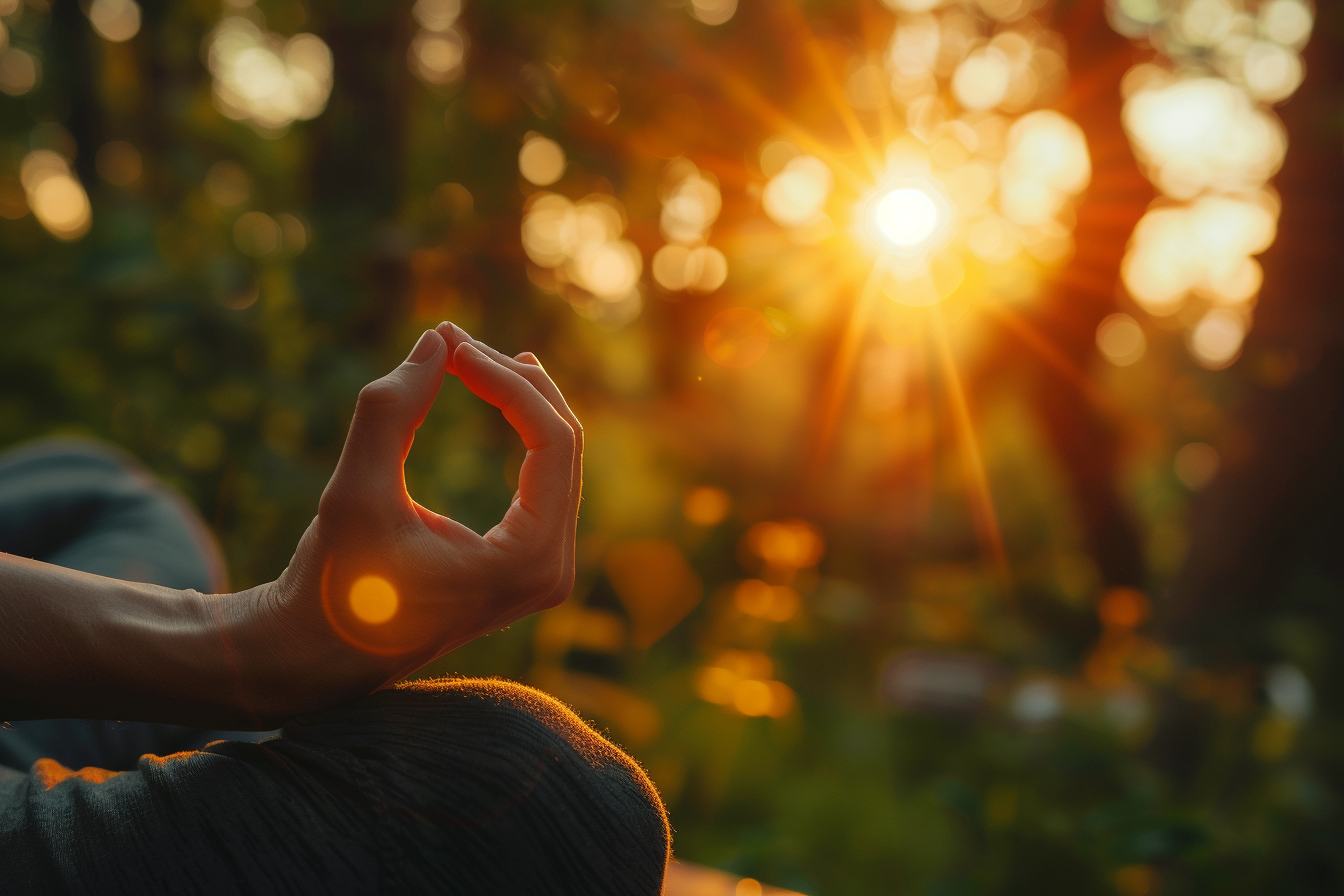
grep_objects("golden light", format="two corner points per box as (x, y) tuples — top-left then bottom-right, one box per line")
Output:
(0, 47), (38, 97)
(88, 0), (142, 43)
(571, 240), (642, 300)
(653, 244), (727, 293)
(1176, 0), (1237, 47)
(1006, 111), (1091, 196)
(349, 575), (399, 624)
(518, 134), (566, 186)
(660, 167), (721, 244)
(522, 192), (639, 311)
(733, 580), (801, 623)
(683, 485), (731, 526)
(966, 214), (1018, 264)
(882, 0), (941, 13)
(411, 29), (466, 85)
(1260, 0), (1313, 49)
(689, 0), (737, 26)
(704, 307), (771, 368)
(762, 155), (832, 229)
(206, 19), (334, 130)
(1122, 192), (1276, 316)
(20, 150), (91, 241)
(858, 175), (954, 260)
(745, 519), (824, 570)
(1096, 313), (1147, 367)
(1123, 76), (1285, 200)
(1241, 40), (1303, 103)
(951, 47), (1011, 112)
(876, 187), (940, 247)
(693, 649), (794, 718)
(1188, 308), (1246, 369)
(412, 0), (461, 31)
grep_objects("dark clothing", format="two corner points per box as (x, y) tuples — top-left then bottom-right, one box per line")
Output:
(1, 680), (670, 895)
(0, 439), (265, 773)
(0, 441), (670, 894)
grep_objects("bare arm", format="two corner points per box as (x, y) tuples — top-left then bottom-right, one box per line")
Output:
(0, 323), (582, 729)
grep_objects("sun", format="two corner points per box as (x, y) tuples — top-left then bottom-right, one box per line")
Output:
(875, 188), (939, 247)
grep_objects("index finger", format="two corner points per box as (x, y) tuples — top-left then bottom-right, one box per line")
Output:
(451, 343), (576, 553)
(437, 323), (582, 604)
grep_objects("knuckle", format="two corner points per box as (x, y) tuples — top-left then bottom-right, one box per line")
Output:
(357, 376), (407, 408)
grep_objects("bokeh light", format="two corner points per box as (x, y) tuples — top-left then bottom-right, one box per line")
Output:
(1096, 313), (1147, 366)
(1010, 679), (1064, 724)
(952, 47), (1011, 111)
(694, 649), (795, 717)
(762, 154), (833, 230)
(518, 135), (566, 186)
(654, 160), (728, 295)
(206, 18), (334, 130)
(233, 211), (282, 258)
(733, 579), (801, 623)
(409, 0), (466, 85)
(20, 150), (91, 241)
(1122, 191), (1276, 315)
(689, 0), (737, 26)
(1173, 442), (1220, 489)
(413, 0), (461, 31)
(0, 47), (38, 96)
(683, 485), (732, 526)
(349, 574), (399, 624)
(522, 191), (642, 320)
(1188, 308), (1247, 369)
(88, 0), (141, 43)
(1124, 75), (1285, 200)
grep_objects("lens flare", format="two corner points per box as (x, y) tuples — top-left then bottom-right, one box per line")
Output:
(349, 575), (399, 624)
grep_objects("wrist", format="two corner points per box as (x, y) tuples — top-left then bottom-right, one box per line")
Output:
(222, 577), (397, 727)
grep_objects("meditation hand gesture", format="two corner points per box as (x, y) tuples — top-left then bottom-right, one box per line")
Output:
(0, 325), (581, 729)
(269, 323), (583, 706)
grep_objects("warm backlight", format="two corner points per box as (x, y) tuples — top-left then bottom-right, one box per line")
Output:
(349, 575), (399, 624)
(874, 188), (939, 248)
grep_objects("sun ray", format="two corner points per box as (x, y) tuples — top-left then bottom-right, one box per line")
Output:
(857, 0), (900, 151)
(808, 260), (888, 478)
(931, 306), (1011, 590)
(777, 0), (886, 178)
(679, 40), (871, 192)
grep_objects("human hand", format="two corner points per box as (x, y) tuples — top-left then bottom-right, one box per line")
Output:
(266, 322), (582, 706)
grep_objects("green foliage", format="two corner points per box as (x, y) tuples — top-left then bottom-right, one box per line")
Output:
(2, 0), (1343, 893)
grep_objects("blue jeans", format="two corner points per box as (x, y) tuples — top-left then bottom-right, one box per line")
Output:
(0, 438), (271, 771)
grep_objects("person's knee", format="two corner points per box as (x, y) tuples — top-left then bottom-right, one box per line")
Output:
(287, 677), (671, 895)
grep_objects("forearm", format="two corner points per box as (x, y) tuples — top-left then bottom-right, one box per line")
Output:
(0, 553), (358, 729)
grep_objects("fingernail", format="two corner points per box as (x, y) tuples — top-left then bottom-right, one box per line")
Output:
(407, 330), (438, 364)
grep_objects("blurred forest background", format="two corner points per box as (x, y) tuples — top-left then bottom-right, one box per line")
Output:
(1, 0), (1342, 892)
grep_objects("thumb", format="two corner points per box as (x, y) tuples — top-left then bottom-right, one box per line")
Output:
(333, 329), (448, 498)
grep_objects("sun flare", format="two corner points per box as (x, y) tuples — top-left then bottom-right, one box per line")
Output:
(875, 188), (939, 248)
